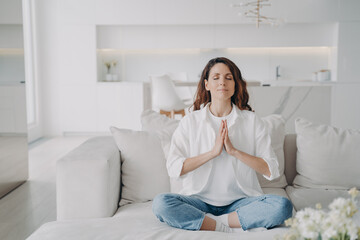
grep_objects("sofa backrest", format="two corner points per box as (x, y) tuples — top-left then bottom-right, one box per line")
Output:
(284, 134), (297, 185)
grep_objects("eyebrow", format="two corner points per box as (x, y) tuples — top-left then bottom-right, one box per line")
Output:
(211, 73), (233, 76)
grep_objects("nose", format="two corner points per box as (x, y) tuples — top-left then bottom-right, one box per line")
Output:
(219, 76), (226, 85)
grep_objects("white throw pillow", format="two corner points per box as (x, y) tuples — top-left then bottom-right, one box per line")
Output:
(257, 115), (288, 188)
(141, 110), (181, 193)
(293, 118), (360, 189)
(141, 110), (287, 192)
(141, 110), (179, 159)
(110, 127), (170, 206)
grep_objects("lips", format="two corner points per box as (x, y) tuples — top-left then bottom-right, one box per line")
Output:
(217, 89), (228, 91)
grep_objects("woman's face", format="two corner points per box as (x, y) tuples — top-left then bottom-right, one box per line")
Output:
(204, 63), (235, 102)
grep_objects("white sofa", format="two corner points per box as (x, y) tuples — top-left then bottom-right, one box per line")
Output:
(27, 113), (360, 240)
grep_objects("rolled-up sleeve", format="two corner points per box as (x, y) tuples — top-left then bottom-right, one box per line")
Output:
(166, 120), (190, 178)
(254, 115), (280, 181)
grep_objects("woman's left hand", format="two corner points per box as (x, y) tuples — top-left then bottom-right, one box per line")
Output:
(224, 120), (236, 156)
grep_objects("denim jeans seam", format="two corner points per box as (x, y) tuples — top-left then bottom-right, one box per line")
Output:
(195, 212), (206, 230)
(236, 210), (248, 231)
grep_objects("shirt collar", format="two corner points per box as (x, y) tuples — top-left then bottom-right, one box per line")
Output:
(200, 102), (243, 127)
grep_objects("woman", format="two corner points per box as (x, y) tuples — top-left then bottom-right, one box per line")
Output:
(152, 57), (292, 233)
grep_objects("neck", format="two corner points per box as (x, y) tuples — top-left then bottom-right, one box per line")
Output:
(209, 100), (232, 117)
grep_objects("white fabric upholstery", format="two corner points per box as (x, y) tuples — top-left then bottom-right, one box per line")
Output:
(110, 127), (170, 206)
(257, 115), (287, 188)
(28, 191), (291, 240)
(286, 186), (355, 211)
(56, 137), (120, 220)
(293, 118), (360, 189)
(141, 110), (183, 193)
(29, 117), (359, 240)
(141, 109), (179, 159)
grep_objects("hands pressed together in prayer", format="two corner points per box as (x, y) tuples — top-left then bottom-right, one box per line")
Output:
(212, 120), (236, 157)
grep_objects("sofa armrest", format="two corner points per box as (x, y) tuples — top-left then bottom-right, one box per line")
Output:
(56, 136), (120, 220)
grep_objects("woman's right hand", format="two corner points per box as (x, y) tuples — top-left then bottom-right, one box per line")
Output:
(211, 120), (226, 157)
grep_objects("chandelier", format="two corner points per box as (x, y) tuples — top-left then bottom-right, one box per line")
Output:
(230, 0), (284, 28)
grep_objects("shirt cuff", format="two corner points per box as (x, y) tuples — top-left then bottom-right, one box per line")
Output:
(262, 157), (280, 181)
(168, 158), (186, 178)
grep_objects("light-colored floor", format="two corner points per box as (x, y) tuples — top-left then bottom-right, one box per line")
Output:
(0, 136), (91, 240)
(0, 136), (28, 198)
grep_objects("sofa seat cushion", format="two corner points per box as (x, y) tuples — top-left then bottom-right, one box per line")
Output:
(262, 187), (290, 199)
(28, 198), (291, 240)
(285, 186), (357, 212)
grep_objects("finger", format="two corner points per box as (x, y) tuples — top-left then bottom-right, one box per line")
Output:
(220, 125), (225, 138)
(219, 120), (224, 133)
(224, 127), (229, 143)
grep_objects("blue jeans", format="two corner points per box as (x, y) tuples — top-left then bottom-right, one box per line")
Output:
(152, 193), (293, 231)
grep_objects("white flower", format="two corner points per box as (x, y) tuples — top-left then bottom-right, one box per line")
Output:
(349, 187), (359, 199)
(294, 208), (324, 239)
(111, 60), (117, 67)
(280, 187), (360, 240)
(329, 197), (358, 218)
(321, 212), (341, 240)
(346, 220), (358, 240)
(315, 203), (322, 210)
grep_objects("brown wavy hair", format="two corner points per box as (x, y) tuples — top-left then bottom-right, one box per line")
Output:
(192, 57), (253, 112)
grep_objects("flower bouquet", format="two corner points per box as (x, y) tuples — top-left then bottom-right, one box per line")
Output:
(277, 188), (360, 240)
(104, 61), (112, 81)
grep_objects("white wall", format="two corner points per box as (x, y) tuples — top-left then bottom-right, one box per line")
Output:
(33, 0), (62, 136)
(331, 21), (360, 130)
(0, 0), (22, 24)
(97, 23), (336, 49)
(31, 0), (360, 136)
(0, 24), (23, 48)
(336, 21), (360, 83)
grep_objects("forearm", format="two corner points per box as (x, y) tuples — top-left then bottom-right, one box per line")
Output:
(180, 150), (217, 176)
(230, 149), (271, 177)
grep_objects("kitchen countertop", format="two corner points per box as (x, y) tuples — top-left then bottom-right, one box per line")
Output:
(258, 80), (335, 87)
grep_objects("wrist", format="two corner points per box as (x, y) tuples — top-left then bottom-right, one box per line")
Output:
(228, 148), (238, 157)
(210, 149), (219, 158)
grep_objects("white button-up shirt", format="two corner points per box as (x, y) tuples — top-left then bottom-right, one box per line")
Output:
(166, 103), (280, 197)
